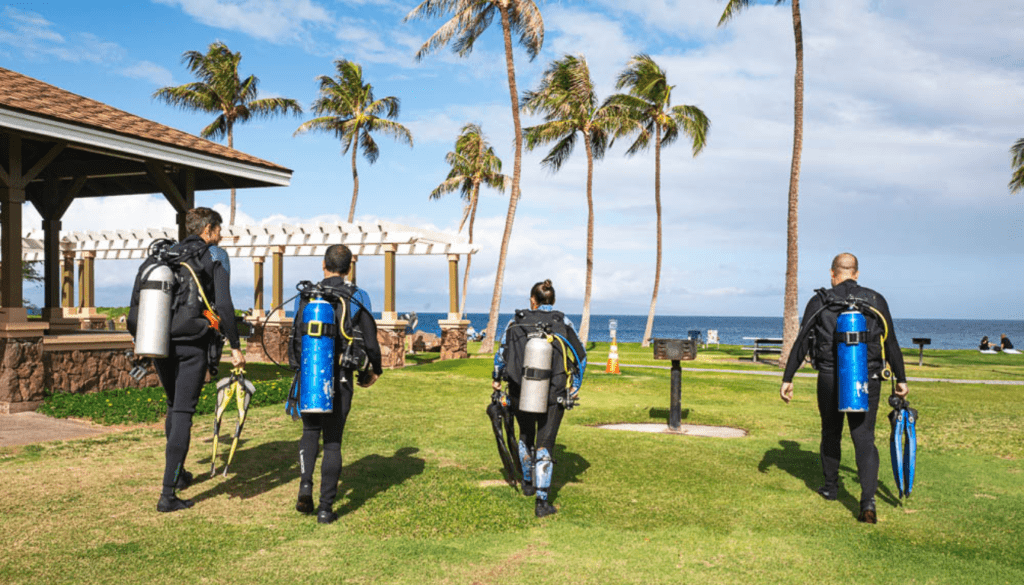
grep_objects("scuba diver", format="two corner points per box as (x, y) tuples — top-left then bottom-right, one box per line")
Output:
(127, 207), (245, 513)
(492, 279), (587, 518)
(779, 253), (909, 524)
(287, 244), (383, 524)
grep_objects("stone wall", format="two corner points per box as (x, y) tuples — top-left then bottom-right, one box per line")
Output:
(377, 327), (406, 369)
(244, 321), (292, 366)
(44, 349), (159, 394)
(440, 327), (468, 360)
(0, 336), (45, 406)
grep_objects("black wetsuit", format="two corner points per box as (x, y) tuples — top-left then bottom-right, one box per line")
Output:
(782, 279), (906, 508)
(288, 276), (382, 512)
(128, 235), (241, 497)
(1002, 337), (1014, 350)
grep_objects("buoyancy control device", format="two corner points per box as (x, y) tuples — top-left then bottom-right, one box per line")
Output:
(836, 308), (869, 412)
(299, 297), (336, 413)
(501, 309), (584, 411)
(129, 238), (215, 359)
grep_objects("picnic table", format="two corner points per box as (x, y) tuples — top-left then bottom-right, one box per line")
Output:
(742, 337), (784, 362)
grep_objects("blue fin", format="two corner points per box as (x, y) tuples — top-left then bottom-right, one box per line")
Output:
(889, 408), (906, 498)
(904, 408), (917, 497)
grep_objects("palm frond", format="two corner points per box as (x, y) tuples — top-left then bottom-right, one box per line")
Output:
(452, 5), (495, 58)
(247, 97), (304, 118)
(718, 0), (754, 27)
(200, 115), (229, 141)
(1011, 138), (1024, 194)
(152, 84), (220, 114)
(508, 0), (545, 61)
(538, 132), (577, 172)
(360, 130), (381, 164)
(366, 96), (400, 119)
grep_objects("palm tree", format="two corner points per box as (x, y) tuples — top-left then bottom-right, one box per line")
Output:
(154, 41), (302, 224)
(719, 0), (804, 364)
(1011, 138), (1024, 193)
(406, 0), (544, 353)
(522, 54), (621, 344)
(607, 54), (709, 348)
(294, 60), (413, 223)
(430, 123), (510, 316)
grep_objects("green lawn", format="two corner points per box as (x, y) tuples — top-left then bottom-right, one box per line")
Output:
(2, 347), (1022, 584)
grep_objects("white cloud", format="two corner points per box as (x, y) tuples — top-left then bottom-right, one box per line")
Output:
(120, 61), (175, 87)
(0, 7), (125, 64)
(153, 0), (333, 44)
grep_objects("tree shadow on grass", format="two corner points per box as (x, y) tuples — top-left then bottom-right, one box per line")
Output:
(551, 443), (590, 501)
(190, 439), (298, 502)
(334, 447), (425, 516)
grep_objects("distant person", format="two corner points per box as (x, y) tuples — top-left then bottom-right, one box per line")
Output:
(467, 325), (477, 340)
(780, 253), (908, 524)
(288, 244), (382, 524)
(1000, 334), (1014, 350)
(128, 207), (244, 513)
(980, 336), (997, 351)
(492, 280), (587, 518)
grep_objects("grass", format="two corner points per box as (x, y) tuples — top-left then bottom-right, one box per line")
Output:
(2, 346), (1022, 584)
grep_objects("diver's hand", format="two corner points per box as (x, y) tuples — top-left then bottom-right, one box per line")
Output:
(780, 382), (794, 404)
(357, 371), (379, 388)
(492, 380), (502, 392)
(231, 349), (245, 368)
(894, 382), (909, 398)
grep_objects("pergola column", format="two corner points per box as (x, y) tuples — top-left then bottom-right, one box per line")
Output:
(61, 249), (75, 310)
(383, 244), (396, 321)
(41, 218), (61, 315)
(271, 246), (284, 317)
(376, 243), (407, 369)
(447, 253), (460, 321)
(349, 255), (357, 285)
(438, 253), (470, 361)
(252, 256), (265, 319)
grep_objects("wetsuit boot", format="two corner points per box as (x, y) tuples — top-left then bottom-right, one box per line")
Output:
(519, 441), (536, 496)
(296, 481), (314, 514)
(534, 448), (556, 518)
(858, 497), (877, 524)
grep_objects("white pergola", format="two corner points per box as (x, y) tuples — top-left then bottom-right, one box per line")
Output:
(22, 219), (479, 322)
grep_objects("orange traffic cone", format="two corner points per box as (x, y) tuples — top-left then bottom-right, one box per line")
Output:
(606, 334), (620, 374)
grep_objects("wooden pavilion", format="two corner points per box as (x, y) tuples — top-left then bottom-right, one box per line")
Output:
(0, 67), (291, 412)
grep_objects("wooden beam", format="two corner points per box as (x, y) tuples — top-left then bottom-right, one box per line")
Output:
(145, 160), (186, 212)
(22, 142), (66, 184)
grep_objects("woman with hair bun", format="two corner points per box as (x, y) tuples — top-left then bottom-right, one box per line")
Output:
(492, 279), (587, 517)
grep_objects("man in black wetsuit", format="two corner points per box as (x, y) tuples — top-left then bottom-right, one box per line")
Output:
(129, 207), (245, 512)
(288, 244), (382, 524)
(779, 253), (908, 524)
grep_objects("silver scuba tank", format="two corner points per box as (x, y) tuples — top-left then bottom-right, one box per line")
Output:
(519, 335), (553, 413)
(134, 264), (174, 358)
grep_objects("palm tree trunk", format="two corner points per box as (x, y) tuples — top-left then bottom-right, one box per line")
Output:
(348, 137), (360, 224)
(228, 127), (236, 225)
(480, 4), (524, 354)
(459, 184), (480, 317)
(641, 124), (662, 348)
(579, 131), (594, 345)
(779, 0), (804, 366)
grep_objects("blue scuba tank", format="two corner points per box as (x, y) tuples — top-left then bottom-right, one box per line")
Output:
(299, 297), (335, 413)
(836, 309), (869, 412)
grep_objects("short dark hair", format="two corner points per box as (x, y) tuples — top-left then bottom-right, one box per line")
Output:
(185, 207), (222, 237)
(324, 244), (352, 274)
(530, 279), (555, 305)
(831, 252), (858, 274)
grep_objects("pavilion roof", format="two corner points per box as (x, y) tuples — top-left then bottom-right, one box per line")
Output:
(0, 67), (289, 174)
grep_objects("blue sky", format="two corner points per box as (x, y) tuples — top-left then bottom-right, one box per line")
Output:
(3, 0), (1022, 320)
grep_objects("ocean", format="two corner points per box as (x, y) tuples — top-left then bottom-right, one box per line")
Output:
(387, 313), (1024, 351)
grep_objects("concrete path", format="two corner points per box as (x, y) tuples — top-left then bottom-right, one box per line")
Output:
(0, 412), (113, 448)
(620, 364), (1024, 385)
